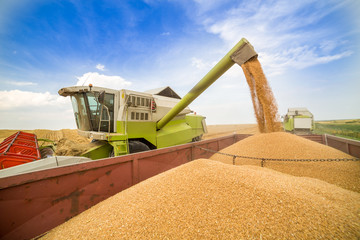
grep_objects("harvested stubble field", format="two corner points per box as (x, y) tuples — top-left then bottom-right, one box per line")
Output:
(0, 129), (88, 143)
(202, 124), (259, 139)
(0, 124), (259, 156)
(41, 159), (360, 239)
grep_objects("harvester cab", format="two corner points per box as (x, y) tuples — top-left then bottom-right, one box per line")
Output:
(59, 38), (258, 159)
(58, 85), (199, 158)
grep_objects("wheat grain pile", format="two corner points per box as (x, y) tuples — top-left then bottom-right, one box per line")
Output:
(40, 159), (359, 239)
(210, 132), (360, 192)
(241, 58), (282, 133)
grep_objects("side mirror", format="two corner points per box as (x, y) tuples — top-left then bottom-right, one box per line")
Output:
(98, 91), (105, 104)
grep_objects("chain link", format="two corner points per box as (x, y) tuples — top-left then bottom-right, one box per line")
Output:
(195, 146), (360, 163)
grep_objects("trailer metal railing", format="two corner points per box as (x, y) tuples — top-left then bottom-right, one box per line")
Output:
(323, 134), (360, 158)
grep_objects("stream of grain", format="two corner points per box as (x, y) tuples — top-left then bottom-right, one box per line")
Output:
(241, 58), (282, 133)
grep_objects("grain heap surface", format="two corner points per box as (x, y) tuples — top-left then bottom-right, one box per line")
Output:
(210, 132), (360, 192)
(241, 58), (282, 133)
(41, 159), (360, 239)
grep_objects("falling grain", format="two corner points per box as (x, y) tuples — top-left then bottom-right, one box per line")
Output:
(241, 58), (282, 133)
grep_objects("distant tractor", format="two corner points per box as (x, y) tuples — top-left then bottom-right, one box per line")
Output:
(283, 108), (314, 134)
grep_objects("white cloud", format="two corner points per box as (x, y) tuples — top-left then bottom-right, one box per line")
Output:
(5, 81), (37, 86)
(319, 40), (337, 54)
(76, 72), (132, 89)
(96, 64), (105, 71)
(191, 57), (209, 70)
(191, 88), (256, 124)
(0, 90), (75, 129)
(200, 0), (352, 75)
(0, 73), (132, 129)
(192, 0), (232, 14)
(0, 90), (68, 110)
(258, 47), (353, 76)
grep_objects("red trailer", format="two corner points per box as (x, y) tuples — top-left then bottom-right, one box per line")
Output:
(0, 134), (359, 240)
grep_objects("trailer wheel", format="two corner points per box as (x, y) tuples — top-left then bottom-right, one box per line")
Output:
(40, 147), (54, 159)
(129, 141), (150, 153)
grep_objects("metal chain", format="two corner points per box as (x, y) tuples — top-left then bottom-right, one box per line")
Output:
(195, 146), (360, 163)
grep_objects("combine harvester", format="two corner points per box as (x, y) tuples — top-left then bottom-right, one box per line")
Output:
(283, 108), (314, 134)
(57, 38), (258, 159)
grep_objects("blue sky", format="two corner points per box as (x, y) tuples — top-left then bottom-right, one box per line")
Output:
(0, 0), (359, 129)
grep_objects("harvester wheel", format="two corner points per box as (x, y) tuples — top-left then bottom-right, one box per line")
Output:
(109, 149), (115, 157)
(192, 135), (202, 142)
(40, 147), (55, 159)
(129, 141), (150, 153)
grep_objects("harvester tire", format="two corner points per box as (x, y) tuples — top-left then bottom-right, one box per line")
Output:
(129, 141), (150, 153)
(192, 135), (202, 142)
(40, 147), (55, 159)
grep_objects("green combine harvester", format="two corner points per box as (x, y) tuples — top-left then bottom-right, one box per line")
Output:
(283, 108), (314, 134)
(58, 38), (258, 159)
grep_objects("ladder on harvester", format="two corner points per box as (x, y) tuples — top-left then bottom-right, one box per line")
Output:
(0, 131), (41, 169)
(98, 104), (111, 133)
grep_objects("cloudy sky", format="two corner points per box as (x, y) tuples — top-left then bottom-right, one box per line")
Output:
(0, 0), (359, 129)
